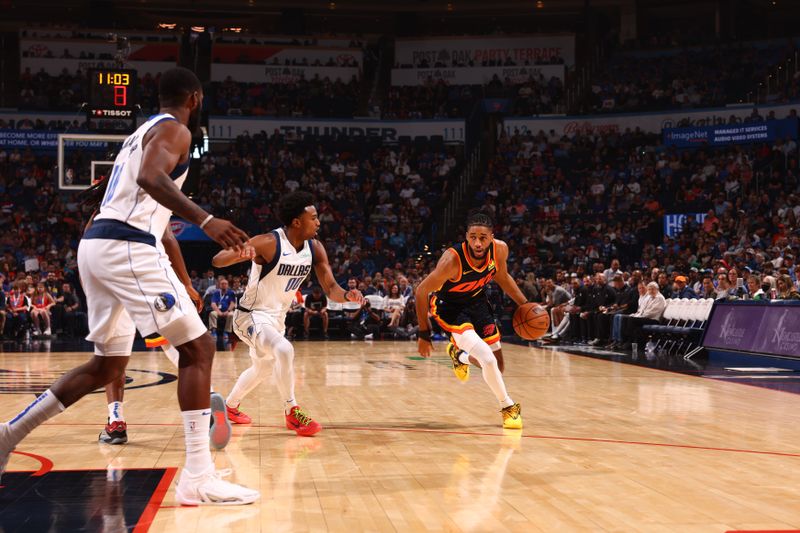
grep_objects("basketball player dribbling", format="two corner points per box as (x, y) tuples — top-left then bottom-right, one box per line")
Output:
(0, 67), (259, 505)
(415, 212), (527, 429)
(211, 191), (364, 436)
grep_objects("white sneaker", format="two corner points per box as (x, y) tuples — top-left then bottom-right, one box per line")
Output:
(364, 333), (373, 340)
(0, 423), (14, 485)
(44, 328), (52, 336)
(208, 392), (232, 450)
(175, 466), (259, 506)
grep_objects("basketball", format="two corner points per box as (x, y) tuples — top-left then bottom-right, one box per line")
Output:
(513, 303), (550, 340)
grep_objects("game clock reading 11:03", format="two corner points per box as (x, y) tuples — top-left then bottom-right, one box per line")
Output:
(88, 68), (137, 110)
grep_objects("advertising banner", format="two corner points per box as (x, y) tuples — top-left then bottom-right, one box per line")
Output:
(211, 64), (359, 83)
(21, 39), (178, 75)
(212, 45), (362, 68)
(208, 117), (466, 143)
(503, 102), (800, 137)
(663, 213), (707, 238)
(390, 65), (564, 86)
(395, 35), (575, 68)
(703, 302), (800, 359)
(663, 118), (797, 148)
(0, 130), (109, 152)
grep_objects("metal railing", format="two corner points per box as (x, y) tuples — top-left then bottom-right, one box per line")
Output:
(746, 50), (799, 105)
(438, 145), (481, 243)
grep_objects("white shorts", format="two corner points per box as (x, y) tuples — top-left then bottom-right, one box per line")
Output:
(233, 309), (286, 350)
(78, 238), (207, 349)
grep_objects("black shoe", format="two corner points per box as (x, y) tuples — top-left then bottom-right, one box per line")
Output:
(99, 419), (128, 445)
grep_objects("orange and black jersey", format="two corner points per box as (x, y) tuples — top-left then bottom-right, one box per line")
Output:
(435, 241), (497, 306)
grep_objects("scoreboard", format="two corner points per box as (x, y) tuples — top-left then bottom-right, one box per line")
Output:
(87, 68), (138, 133)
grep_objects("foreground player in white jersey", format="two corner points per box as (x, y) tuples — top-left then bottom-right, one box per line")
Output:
(212, 191), (363, 436)
(0, 67), (258, 505)
(76, 179), (227, 448)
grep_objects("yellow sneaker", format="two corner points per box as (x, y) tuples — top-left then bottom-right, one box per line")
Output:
(501, 403), (522, 429)
(446, 341), (470, 382)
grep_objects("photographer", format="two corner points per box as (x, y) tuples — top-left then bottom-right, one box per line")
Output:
(346, 299), (382, 340)
(303, 286), (329, 339)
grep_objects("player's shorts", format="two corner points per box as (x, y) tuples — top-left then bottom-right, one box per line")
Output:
(232, 306), (286, 351)
(430, 295), (501, 346)
(78, 222), (206, 350)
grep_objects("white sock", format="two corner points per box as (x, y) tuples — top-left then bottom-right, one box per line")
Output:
(500, 397), (515, 408)
(108, 402), (124, 422)
(284, 399), (298, 415)
(458, 352), (471, 365)
(459, 335), (513, 407)
(181, 409), (213, 475)
(5, 389), (65, 449)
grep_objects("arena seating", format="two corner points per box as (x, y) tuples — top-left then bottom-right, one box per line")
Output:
(643, 298), (714, 356)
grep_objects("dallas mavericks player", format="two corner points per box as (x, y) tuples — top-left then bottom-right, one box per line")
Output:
(212, 191), (364, 435)
(0, 68), (258, 505)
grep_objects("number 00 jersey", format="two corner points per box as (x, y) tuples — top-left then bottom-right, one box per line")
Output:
(434, 241), (498, 306)
(237, 228), (315, 316)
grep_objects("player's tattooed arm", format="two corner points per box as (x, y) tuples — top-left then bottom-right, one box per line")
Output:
(211, 233), (275, 268)
(492, 240), (528, 307)
(310, 240), (363, 304)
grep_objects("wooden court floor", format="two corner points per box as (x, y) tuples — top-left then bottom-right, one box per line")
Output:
(2, 340), (800, 532)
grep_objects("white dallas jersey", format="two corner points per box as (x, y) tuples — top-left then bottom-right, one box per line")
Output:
(94, 113), (189, 241)
(239, 228), (314, 316)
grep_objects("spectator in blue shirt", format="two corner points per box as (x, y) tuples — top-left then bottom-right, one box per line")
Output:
(671, 276), (698, 299)
(209, 277), (236, 339)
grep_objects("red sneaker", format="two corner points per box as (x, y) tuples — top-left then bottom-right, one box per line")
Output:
(99, 420), (128, 445)
(226, 404), (252, 425)
(285, 406), (321, 437)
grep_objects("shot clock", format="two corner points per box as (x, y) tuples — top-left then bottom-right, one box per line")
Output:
(87, 68), (138, 132)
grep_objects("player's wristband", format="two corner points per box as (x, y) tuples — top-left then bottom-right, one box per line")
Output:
(199, 214), (214, 229)
(418, 330), (432, 342)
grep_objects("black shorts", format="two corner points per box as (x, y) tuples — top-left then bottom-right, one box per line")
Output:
(430, 296), (501, 345)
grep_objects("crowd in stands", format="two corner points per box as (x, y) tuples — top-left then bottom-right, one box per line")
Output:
(455, 108), (800, 349)
(18, 68), (161, 113)
(191, 269), (420, 344)
(2, 109), (800, 349)
(14, 33), (800, 118)
(0, 269), (87, 341)
(0, 127), (461, 341)
(195, 132), (458, 253)
(20, 28), (178, 43)
(207, 75), (359, 117)
(16, 66), (358, 118)
(587, 41), (799, 113)
(382, 72), (565, 118)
